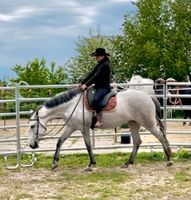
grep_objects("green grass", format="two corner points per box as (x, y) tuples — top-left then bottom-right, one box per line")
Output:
(0, 150), (191, 170)
(15, 193), (33, 200)
(175, 170), (191, 182)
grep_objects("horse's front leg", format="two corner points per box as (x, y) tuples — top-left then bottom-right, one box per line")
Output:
(82, 129), (96, 171)
(52, 126), (75, 169)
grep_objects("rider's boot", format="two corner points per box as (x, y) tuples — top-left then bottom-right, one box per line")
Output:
(95, 112), (102, 127)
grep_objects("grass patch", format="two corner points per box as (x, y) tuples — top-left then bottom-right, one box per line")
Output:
(175, 171), (191, 182)
(178, 149), (191, 159)
(15, 193), (33, 200)
(0, 150), (191, 170)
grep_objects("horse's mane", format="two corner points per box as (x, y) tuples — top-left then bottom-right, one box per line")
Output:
(44, 88), (82, 108)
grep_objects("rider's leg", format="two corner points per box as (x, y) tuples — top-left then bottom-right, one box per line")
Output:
(91, 88), (109, 127)
(95, 111), (102, 127)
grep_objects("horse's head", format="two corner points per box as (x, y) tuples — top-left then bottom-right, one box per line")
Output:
(28, 106), (47, 149)
(154, 78), (165, 95)
(166, 78), (177, 94)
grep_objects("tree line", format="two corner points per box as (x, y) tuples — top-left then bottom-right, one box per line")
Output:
(1, 0), (191, 86)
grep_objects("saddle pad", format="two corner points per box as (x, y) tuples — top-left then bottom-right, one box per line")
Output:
(85, 93), (117, 112)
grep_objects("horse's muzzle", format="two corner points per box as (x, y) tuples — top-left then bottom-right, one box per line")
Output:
(29, 141), (39, 149)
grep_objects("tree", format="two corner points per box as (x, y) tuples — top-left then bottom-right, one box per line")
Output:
(11, 58), (68, 85)
(113, 0), (191, 81)
(164, 0), (191, 81)
(66, 31), (115, 83)
(47, 62), (68, 84)
(9, 58), (68, 112)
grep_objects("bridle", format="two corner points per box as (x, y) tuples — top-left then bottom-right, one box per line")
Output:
(29, 109), (47, 143)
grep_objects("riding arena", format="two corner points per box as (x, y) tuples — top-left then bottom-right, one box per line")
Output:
(0, 78), (191, 199)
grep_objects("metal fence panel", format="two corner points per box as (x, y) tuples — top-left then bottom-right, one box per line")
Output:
(0, 82), (191, 169)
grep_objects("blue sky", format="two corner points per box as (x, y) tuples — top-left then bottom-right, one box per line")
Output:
(0, 0), (136, 79)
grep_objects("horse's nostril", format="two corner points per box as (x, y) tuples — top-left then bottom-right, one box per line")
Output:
(34, 141), (39, 148)
(29, 142), (39, 149)
(29, 144), (35, 149)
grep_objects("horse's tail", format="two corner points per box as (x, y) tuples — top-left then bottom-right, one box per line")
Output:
(151, 96), (165, 134)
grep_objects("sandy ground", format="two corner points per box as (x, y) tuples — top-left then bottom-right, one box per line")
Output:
(0, 161), (191, 200)
(0, 119), (191, 200)
(0, 119), (191, 155)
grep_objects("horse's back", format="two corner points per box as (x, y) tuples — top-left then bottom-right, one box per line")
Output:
(129, 75), (154, 95)
(114, 89), (156, 128)
(117, 89), (155, 115)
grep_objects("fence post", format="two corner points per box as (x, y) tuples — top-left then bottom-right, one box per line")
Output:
(163, 82), (167, 134)
(15, 83), (22, 165)
(4, 82), (36, 169)
(4, 83), (21, 169)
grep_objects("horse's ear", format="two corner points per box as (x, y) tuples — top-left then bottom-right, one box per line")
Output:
(29, 105), (42, 119)
(38, 106), (48, 118)
(155, 78), (165, 84)
(37, 105), (43, 110)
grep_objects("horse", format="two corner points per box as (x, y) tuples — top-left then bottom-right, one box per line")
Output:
(28, 87), (173, 170)
(128, 75), (154, 95)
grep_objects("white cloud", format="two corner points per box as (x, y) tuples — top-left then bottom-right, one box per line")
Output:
(56, 1), (99, 25)
(0, 0), (136, 78)
(0, 6), (37, 22)
(40, 25), (80, 37)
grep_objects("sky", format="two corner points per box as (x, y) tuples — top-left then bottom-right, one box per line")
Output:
(0, 0), (136, 79)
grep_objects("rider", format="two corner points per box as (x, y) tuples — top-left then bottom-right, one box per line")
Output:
(80, 48), (112, 127)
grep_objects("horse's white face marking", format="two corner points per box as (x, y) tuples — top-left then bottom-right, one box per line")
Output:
(28, 112), (47, 149)
(28, 119), (38, 148)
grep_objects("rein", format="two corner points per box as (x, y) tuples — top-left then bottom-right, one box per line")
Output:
(49, 90), (84, 137)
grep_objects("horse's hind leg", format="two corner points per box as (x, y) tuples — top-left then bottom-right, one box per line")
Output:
(121, 121), (142, 168)
(149, 126), (173, 166)
(52, 126), (75, 169)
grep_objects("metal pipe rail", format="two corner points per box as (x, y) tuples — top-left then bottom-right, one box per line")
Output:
(0, 111), (33, 117)
(1, 143), (191, 156)
(1, 82), (191, 169)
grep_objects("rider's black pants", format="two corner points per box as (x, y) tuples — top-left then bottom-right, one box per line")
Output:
(91, 88), (110, 113)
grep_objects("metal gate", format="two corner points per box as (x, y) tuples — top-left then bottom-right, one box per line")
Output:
(0, 82), (191, 169)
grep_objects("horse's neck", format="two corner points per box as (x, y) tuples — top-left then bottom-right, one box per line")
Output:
(41, 95), (81, 120)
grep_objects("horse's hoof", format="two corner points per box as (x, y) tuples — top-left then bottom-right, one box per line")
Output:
(52, 163), (58, 170)
(91, 164), (96, 168)
(121, 164), (129, 168)
(85, 167), (93, 172)
(166, 160), (174, 166)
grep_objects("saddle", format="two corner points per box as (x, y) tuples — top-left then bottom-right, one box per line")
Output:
(85, 88), (117, 112)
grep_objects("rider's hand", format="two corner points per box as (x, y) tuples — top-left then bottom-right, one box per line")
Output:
(81, 84), (87, 91)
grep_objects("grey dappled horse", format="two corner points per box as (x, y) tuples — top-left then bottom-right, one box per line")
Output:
(128, 75), (154, 95)
(28, 88), (173, 170)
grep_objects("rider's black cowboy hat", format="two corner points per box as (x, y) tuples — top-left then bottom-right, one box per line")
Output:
(90, 48), (110, 56)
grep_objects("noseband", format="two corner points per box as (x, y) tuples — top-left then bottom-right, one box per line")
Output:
(29, 110), (47, 142)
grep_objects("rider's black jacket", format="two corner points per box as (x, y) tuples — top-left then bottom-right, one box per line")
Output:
(81, 57), (112, 90)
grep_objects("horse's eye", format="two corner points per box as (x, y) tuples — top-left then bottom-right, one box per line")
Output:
(31, 125), (35, 129)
